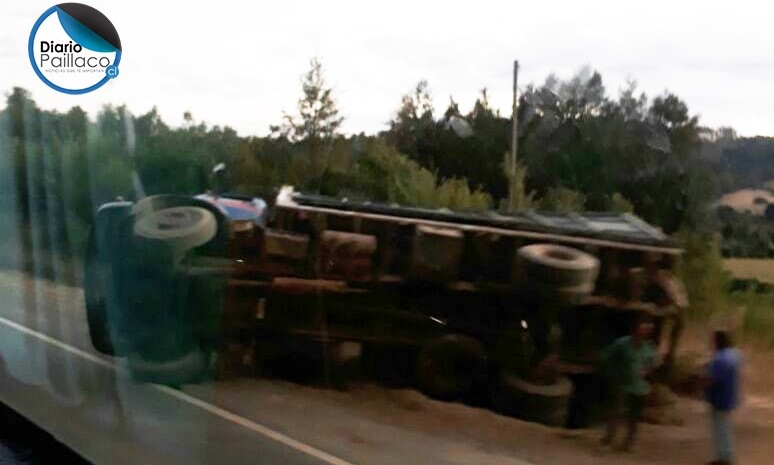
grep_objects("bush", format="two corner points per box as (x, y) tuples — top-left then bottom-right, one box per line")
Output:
(435, 178), (492, 210)
(322, 140), (492, 210)
(674, 230), (731, 317)
(538, 187), (586, 213)
(609, 192), (634, 213)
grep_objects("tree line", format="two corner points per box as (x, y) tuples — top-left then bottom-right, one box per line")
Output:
(0, 59), (770, 282)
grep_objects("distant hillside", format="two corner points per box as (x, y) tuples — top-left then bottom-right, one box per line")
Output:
(703, 137), (774, 193)
(720, 189), (774, 216)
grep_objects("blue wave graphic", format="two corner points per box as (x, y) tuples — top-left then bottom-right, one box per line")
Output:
(56, 8), (118, 53)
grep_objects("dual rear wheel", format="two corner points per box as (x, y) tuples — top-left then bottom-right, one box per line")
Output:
(84, 198), (226, 385)
(415, 243), (597, 424)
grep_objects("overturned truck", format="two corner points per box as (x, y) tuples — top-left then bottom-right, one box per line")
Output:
(85, 186), (687, 426)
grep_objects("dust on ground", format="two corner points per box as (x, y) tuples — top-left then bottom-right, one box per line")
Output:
(188, 314), (774, 465)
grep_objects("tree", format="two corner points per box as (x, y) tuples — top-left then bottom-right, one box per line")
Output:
(715, 126), (737, 142)
(384, 85), (511, 200)
(385, 80), (437, 168)
(271, 58), (343, 187)
(392, 80), (434, 125)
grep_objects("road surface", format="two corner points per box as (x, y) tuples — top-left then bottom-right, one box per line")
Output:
(0, 289), (347, 465)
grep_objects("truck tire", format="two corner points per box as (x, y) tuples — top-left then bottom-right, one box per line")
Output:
(517, 244), (599, 288)
(529, 281), (596, 307)
(493, 372), (572, 426)
(132, 195), (230, 254)
(415, 335), (486, 400)
(133, 206), (218, 259)
(84, 229), (115, 355)
(127, 349), (213, 385)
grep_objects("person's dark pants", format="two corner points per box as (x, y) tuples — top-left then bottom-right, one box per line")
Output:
(603, 392), (645, 450)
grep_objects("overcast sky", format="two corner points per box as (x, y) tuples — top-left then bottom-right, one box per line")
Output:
(2, 0), (773, 137)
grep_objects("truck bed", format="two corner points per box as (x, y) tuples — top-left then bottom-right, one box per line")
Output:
(283, 189), (679, 251)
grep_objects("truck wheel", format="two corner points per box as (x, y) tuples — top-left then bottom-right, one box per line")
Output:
(517, 244), (599, 288)
(127, 349), (214, 385)
(133, 206), (217, 259)
(493, 372), (572, 426)
(84, 229), (115, 355)
(415, 335), (486, 400)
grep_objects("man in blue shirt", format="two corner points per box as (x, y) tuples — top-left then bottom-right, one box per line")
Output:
(705, 330), (741, 465)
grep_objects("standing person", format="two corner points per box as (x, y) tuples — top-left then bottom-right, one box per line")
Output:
(601, 316), (660, 452)
(705, 330), (741, 465)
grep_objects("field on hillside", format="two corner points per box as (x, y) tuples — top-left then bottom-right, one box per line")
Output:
(724, 258), (774, 283)
(719, 188), (774, 215)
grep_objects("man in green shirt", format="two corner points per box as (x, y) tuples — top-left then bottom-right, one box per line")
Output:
(601, 316), (660, 451)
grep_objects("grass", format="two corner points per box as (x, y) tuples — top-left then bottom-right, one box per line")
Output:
(730, 291), (774, 348)
(724, 258), (774, 284)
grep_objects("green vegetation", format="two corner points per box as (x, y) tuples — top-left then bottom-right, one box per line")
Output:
(701, 131), (774, 258)
(537, 187), (587, 213)
(675, 231), (732, 317)
(386, 72), (713, 233)
(676, 232), (774, 347)
(702, 134), (774, 194)
(733, 291), (774, 348)
(318, 139), (492, 209)
(716, 206), (773, 258)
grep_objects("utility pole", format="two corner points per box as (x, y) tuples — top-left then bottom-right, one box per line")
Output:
(508, 60), (519, 211)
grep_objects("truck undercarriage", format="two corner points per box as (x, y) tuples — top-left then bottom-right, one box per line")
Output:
(84, 186), (687, 426)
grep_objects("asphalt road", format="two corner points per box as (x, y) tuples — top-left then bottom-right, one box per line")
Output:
(0, 272), (354, 465)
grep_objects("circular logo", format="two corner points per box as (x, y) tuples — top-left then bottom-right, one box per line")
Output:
(28, 3), (122, 94)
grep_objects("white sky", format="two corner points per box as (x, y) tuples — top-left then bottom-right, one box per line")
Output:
(2, 0), (773, 137)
